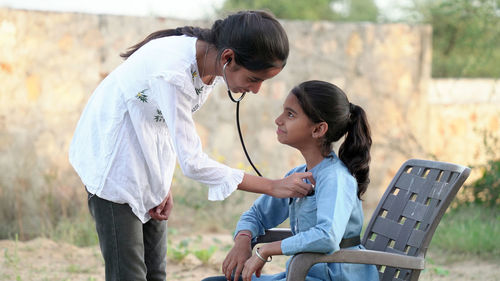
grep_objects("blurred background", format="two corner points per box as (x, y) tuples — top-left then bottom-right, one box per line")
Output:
(0, 0), (499, 280)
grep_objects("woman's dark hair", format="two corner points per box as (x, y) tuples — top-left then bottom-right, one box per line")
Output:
(120, 10), (289, 71)
(291, 80), (372, 198)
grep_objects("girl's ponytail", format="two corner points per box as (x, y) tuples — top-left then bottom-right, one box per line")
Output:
(338, 103), (372, 198)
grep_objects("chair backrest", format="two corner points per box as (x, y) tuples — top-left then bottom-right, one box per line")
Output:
(362, 159), (470, 281)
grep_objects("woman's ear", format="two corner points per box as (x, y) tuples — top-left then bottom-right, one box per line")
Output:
(312, 122), (328, 139)
(220, 49), (234, 66)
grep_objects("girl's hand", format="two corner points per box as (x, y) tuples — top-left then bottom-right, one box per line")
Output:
(272, 172), (315, 198)
(241, 254), (266, 281)
(222, 233), (253, 281)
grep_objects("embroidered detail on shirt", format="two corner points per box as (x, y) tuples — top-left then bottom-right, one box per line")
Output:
(191, 104), (200, 112)
(136, 90), (148, 103)
(195, 86), (204, 96)
(191, 70), (198, 82)
(154, 109), (165, 123)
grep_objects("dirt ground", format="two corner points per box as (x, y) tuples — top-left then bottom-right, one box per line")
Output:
(1, 235), (499, 281)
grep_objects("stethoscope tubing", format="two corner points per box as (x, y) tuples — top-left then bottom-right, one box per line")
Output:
(223, 61), (261, 176)
(235, 100), (262, 177)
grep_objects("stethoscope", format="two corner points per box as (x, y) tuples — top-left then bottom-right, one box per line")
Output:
(222, 59), (262, 177)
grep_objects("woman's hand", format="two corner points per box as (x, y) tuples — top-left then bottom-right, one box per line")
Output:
(271, 172), (315, 198)
(148, 190), (173, 220)
(222, 232), (253, 281)
(238, 173), (315, 198)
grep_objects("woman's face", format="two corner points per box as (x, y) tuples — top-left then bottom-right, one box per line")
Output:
(275, 93), (316, 150)
(224, 63), (282, 94)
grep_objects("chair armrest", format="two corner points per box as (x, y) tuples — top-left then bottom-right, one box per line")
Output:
(287, 249), (425, 281)
(252, 228), (293, 248)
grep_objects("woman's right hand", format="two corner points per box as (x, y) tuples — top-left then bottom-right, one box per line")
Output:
(222, 232), (253, 281)
(271, 172), (315, 198)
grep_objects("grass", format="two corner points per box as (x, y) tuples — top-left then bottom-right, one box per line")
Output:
(167, 233), (225, 264)
(430, 204), (500, 258)
(48, 212), (99, 247)
(66, 264), (92, 274)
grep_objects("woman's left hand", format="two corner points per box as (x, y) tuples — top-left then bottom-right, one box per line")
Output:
(149, 190), (173, 220)
(241, 254), (266, 281)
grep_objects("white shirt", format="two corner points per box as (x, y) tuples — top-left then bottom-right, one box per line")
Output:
(69, 36), (244, 223)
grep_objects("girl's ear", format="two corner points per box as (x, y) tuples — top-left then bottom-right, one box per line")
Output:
(312, 122), (328, 139)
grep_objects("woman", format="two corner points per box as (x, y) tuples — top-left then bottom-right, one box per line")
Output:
(69, 10), (313, 281)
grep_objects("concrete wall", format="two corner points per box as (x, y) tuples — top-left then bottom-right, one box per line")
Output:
(1, 8), (498, 211)
(427, 79), (500, 165)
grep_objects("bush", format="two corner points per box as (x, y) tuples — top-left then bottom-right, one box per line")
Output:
(464, 159), (500, 207)
(461, 131), (500, 208)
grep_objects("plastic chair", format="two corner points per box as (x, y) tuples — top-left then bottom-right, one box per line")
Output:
(253, 159), (471, 281)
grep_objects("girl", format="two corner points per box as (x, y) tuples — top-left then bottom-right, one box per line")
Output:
(208, 80), (379, 281)
(69, 11), (313, 281)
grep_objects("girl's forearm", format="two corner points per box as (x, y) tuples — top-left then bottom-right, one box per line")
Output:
(258, 241), (282, 258)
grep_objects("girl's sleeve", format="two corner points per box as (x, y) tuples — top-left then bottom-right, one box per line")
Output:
(280, 172), (357, 255)
(151, 75), (244, 201)
(234, 195), (289, 240)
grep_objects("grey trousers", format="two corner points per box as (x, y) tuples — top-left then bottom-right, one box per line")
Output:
(88, 193), (167, 281)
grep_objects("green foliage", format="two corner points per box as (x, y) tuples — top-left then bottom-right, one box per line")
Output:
(3, 234), (20, 266)
(343, 0), (378, 21)
(431, 266), (450, 276)
(431, 204), (500, 257)
(407, 0), (500, 77)
(66, 264), (92, 274)
(425, 258), (450, 276)
(167, 238), (191, 262)
(466, 159), (500, 207)
(3, 234), (21, 281)
(462, 131), (500, 207)
(221, 0), (378, 22)
(193, 245), (217, 264)
(167, 236), (218, 264)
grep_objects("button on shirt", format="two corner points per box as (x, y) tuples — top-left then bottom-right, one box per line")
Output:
(69, 36), (244, 223)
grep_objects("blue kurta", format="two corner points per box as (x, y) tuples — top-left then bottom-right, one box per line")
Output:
(235, 152), (379, 281)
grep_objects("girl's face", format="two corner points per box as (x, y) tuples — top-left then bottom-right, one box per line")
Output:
(224, 63), (282, 94)
(275, 93), (317, 150)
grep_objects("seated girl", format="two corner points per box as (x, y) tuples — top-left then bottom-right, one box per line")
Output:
(204, 80), (379, 281)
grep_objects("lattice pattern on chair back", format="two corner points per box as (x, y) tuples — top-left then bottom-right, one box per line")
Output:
(362, 159), (470, 281)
